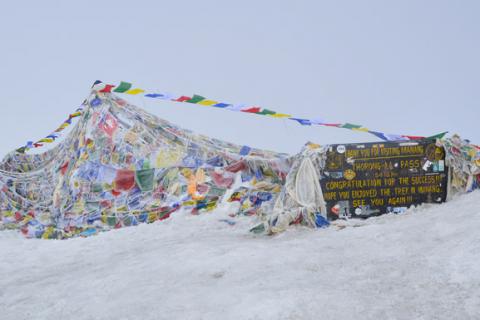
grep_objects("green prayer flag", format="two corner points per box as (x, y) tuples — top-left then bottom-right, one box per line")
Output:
(135, 169), (155, 192)
(257, 109), (276, 115)
(341, 123), (362, 129)
(250, 223), (266, 234)
(186, 95), (206, 103)
(113, 81), (133, 93)
(426, 131), (448, 140)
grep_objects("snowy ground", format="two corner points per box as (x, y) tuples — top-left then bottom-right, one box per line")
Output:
(1, 192), (479, 320)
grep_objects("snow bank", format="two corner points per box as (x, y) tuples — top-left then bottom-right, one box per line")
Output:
(1, 192), (479, 320)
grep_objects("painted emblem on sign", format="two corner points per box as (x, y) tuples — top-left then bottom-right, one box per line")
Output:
(344, 169), (356, 181)
(426, 143), (445, 161)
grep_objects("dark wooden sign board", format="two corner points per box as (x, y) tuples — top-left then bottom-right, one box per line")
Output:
(320, 139), (448, 220)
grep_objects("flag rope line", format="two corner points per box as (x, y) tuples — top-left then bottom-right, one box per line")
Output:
(16, 80), (450, 153)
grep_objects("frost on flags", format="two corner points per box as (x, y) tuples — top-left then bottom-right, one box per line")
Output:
(0, 82), (478, 239)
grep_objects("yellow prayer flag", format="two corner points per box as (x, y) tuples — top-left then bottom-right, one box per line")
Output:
(38, 138), (54, 143)
(269, 113), (292, 118)
(197, 100), (218, 106)
(125, 88), (146, 95)
(307, 142), (321, 149)
(351, 127), (370, 132)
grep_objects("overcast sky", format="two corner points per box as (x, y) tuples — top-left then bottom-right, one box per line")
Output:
(0, 0), (478, 157)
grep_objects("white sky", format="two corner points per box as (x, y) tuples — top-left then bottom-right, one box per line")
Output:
(0, 0), (478, 157)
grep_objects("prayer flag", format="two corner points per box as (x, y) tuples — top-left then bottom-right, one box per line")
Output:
(186, 95), (206, 104)
(256, 109), (276, 115)
(341, 123), (362, 129)
(351, 127), (370, 132)
(113, 82), (132, 93)
(241, 107), (261, 113)
(99, 84), (116, 93)
(427, 132), (448, 140)
(290, 118), (312, 126)
(135, 169), (155, 192)
(125, 88), (145, 95)
(269, 113), (292, 118)
(213, 103), (230, 108)
(197, 100), (218, 106)
(175, 96), (192, 102)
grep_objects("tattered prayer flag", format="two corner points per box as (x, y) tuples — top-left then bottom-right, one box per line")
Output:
(135, 169), (155, 192)
(99, 114), (118, 137)
(239, 145), (251, 156)
(38, 138), (54, 143)
(186, 95), (206, 104)
(351, 127), (370, 132)
(125, 88), (145, 95)
(256, 109), (276, 115)
(269, 113), (292, 118)
(197, 100), (218, 106)
(290, 118), (312, 126)
(341, 123), (363, 129)
(225, 104), (247, 111)
(175, 96), (192, 102)
(369, 131), (389, 141)
(402, 135), (425, 140)
(384, 134), (408, 141)
(92, 80), (103, 87)
(241, 107), (261, 113)
(371, 131), (409, 141)
(114, 169), (136, 192)
(145, 93), (167, 99)
(323, 123), (342, 127)
(427, 131), (448, 140)
(91, 98), (102, 107)
(100, 84), (116, 93)
(213, 103), (230, 108)
(113, 82), (132, 93)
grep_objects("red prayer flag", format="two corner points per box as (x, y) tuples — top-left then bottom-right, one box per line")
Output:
(114, 169), (136, 192)
(175, 96), (192, 102)
(402, 135), (425, 140)
(225, 160), (247, 173)
(99, 114), (118, 137)
(241, 107), (261, 113)
(60, 161), (69, 175)
(323, 123), (342, 127)
(99, 84), (116, 93)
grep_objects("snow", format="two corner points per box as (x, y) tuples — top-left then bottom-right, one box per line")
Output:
(1, 192), (480, 320)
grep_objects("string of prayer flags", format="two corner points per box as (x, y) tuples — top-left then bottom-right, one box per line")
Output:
(87, 81), (446, 141)
(16, 105), (85, 154)
(16, 80), (451, 154)
(92, 81), (444, 142)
